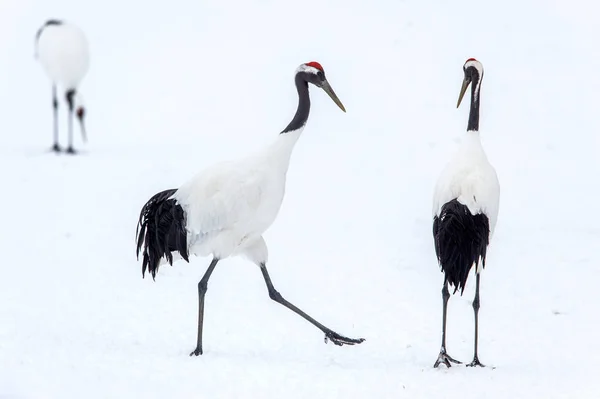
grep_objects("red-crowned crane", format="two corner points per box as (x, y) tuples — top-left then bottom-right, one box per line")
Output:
(35, 19), (89, 154)
(136, 62), (365, 356)
(432, 58), (500, 368)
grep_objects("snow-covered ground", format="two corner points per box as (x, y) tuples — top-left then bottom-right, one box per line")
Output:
(1, 0), (599, 397)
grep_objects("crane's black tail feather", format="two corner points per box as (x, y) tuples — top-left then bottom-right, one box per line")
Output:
(433, 199), (489, 294)
(136, 188), (189, 280)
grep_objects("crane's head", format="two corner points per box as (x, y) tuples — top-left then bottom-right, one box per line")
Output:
(457, 58), (484, 108)
(297, 61), (346, 112)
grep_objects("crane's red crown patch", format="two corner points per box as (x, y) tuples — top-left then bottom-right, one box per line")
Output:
(306, 61), (324, 71)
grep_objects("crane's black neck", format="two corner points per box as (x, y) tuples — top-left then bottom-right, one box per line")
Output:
(281, 73), (310, 134)
(467, 71), (482, 132)
(35, 19), (63, 42)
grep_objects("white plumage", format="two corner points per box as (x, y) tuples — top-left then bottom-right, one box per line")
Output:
(174, 132), (298, 263)
(36, 21), (89, 88)
(432, 131), (500, 237)
(136, 61), (364, 356)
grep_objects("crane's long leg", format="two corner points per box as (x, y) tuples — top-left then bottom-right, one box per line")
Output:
(65, 89), (76, 154)
(434, 280), (462, 367)
(51, 85), (60, 152)
(259, 263), (365, 346)
(190, 257), (220, 356)
(467, 274), (484, 367)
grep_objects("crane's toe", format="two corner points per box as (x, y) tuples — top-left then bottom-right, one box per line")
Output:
(466, 356), (485, 367)
(51, 143), (61, 153)
(434, 350), (462, 368)
(324, 331), (365, 346)
(65, 146), (77, 155)
(189, 347), (203, 356)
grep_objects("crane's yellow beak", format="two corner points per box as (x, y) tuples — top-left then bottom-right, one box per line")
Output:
(321, 81), (346, 112)
(79, 119), (87, 143)
(457, 77), (471, 108)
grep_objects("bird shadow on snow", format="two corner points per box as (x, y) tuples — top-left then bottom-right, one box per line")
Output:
(17, 146), (91, 158)
(183, 338), (499, 372)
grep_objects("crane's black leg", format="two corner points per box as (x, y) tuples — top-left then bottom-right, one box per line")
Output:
(190, 257), (220, 356)
(467, 274), (484, 367)
(51, 85), (60, 152)
(434, 280), (462, 367)
(259, 262), (365, 346)
(65, 89), (76, 154)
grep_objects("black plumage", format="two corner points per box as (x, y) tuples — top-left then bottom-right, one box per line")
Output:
(136, 188), (189, 280)
(433, 199), (490, 294)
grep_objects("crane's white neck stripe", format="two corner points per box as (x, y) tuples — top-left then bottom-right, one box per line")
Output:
(473, 74), (482, 100)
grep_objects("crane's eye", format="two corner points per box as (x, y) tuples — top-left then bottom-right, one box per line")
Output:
(317, 71), (325, 81)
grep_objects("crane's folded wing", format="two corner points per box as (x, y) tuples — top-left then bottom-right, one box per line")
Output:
(173, 165), (263, 239)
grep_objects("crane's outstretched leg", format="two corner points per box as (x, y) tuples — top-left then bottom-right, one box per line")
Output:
(51, 85), (60, 152)
(434, 280), (462, 367)
(65, 89), (76, 154)
(190, 257), (220, 356)
(259, 262), (365, 346)
(467, 274), (484, 367)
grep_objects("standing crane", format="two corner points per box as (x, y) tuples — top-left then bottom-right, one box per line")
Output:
(136, 61), (365, 356)
(35, 19), (89, 154)
(432, 58), (500, 368)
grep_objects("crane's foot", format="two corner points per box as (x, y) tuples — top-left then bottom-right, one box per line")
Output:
(189, 346), (203, 356)
(434, 349), (462, 368)
(51, 143), (61, 153)
(65, 147), (77, 155)
(466, 356), (485, 367)
(324, 331), (365, 346)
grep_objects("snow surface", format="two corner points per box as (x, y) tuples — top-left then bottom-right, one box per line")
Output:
(1, 0), (599, 398)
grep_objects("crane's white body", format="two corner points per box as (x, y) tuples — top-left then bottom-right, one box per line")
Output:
(173, 128), (303, 265)
(432, 131), (500, 271)
(432, 132), (499, 232)
(36, 22), (89, 90)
